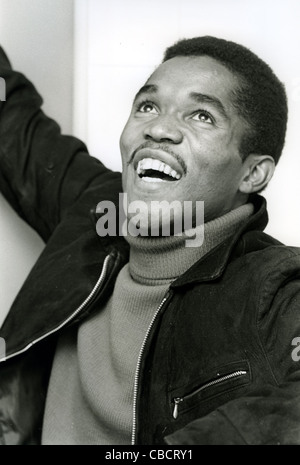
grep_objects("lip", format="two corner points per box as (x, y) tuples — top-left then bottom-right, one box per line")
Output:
(132, 148), (185, 178)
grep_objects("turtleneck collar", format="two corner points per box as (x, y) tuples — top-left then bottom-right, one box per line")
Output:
(124, 203), (254, 285)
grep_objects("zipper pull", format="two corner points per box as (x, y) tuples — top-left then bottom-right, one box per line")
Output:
(173, 397), (183, 419)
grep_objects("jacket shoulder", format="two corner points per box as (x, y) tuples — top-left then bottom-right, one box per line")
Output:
(238, 229), (300, 264)
(235, 231), (300, 312)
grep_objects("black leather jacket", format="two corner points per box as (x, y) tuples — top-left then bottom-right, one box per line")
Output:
(1, 47), (300, 446)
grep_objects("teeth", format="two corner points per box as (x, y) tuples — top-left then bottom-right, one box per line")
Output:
(143, 176), (164, 183)
(136, 158), (181, 180)
(163, 165), (171, 175)
(137, 164), (143, 176)
(152, 159), (161, 171)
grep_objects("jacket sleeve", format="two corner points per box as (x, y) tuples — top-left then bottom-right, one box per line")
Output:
(165, 258), (300, 445)
(0, 46), (112, 241)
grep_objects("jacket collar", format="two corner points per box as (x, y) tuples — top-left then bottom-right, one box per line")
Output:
(170, 194), (269, 288)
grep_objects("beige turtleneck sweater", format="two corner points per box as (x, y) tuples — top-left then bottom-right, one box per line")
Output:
(42, 203), (254, 445)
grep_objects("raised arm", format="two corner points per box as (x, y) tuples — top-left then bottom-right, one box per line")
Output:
(0, 46), (111, 241)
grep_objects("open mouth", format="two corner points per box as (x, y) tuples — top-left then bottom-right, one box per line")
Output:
(136, 158), (182, 183)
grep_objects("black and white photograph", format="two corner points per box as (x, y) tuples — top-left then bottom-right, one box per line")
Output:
(0, 0), (300, 449)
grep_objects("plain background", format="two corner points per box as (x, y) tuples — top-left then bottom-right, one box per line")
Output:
(1, 0), (300, 324)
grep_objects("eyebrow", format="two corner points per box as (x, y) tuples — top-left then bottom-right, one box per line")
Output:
(133, 84), (158, 102)
(133, 85), (229, 120)
(189, 92), (229, 120)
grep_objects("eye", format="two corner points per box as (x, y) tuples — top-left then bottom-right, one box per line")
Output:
(137, 101), (158, 114)
(192, 110), (214, 124)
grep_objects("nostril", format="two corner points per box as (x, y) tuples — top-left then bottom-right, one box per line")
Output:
(144, 133), (182, 144)
(160, 138), (175, 143)
(145, 134), (172, 142)
(144, 123), (183, 145)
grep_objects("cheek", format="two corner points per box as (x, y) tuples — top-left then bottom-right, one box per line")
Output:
(120, 115), (142, 143)
(119, 117), (135, 149)
(192, 135), (242, 173)
(119, 132), (132, 170)
(119, 127), (129, 154)
(187, 147), (242, 196)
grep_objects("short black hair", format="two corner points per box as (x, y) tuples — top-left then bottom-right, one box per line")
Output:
(163, 36), (288, 164)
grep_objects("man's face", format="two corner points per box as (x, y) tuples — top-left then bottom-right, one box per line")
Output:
(120, 55), (250, 227)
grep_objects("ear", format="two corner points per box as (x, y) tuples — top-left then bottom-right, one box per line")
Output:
(239, 154), (275, 194)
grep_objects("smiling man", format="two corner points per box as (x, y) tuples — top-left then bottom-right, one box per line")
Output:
(120, 53), (274, 233)
(122, 58), (258, 216)
(0, 36), (300, 446)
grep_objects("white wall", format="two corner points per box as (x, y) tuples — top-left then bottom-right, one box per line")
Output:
(0, 0), (74, 325)
(73, 0), (300, 247)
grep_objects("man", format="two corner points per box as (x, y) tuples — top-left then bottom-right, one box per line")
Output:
(0, 36), (299, 445)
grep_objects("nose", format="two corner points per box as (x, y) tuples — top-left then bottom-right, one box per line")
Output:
(143, 115), (183, 144)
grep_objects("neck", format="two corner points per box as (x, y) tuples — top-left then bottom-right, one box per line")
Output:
(124, 203), (254, 285)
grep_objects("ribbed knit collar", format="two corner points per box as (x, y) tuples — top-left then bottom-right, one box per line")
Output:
(125, 203), (254, 285)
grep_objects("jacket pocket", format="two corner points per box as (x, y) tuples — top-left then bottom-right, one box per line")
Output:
(171, 360), (251, 420)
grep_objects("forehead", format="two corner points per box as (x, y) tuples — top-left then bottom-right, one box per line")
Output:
(145, 56), (240, 103)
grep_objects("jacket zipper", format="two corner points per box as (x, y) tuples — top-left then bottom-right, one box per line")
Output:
(173, 369), (248, 419)
(131, 291), (171, 445)
(0, 254), (112, 363)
